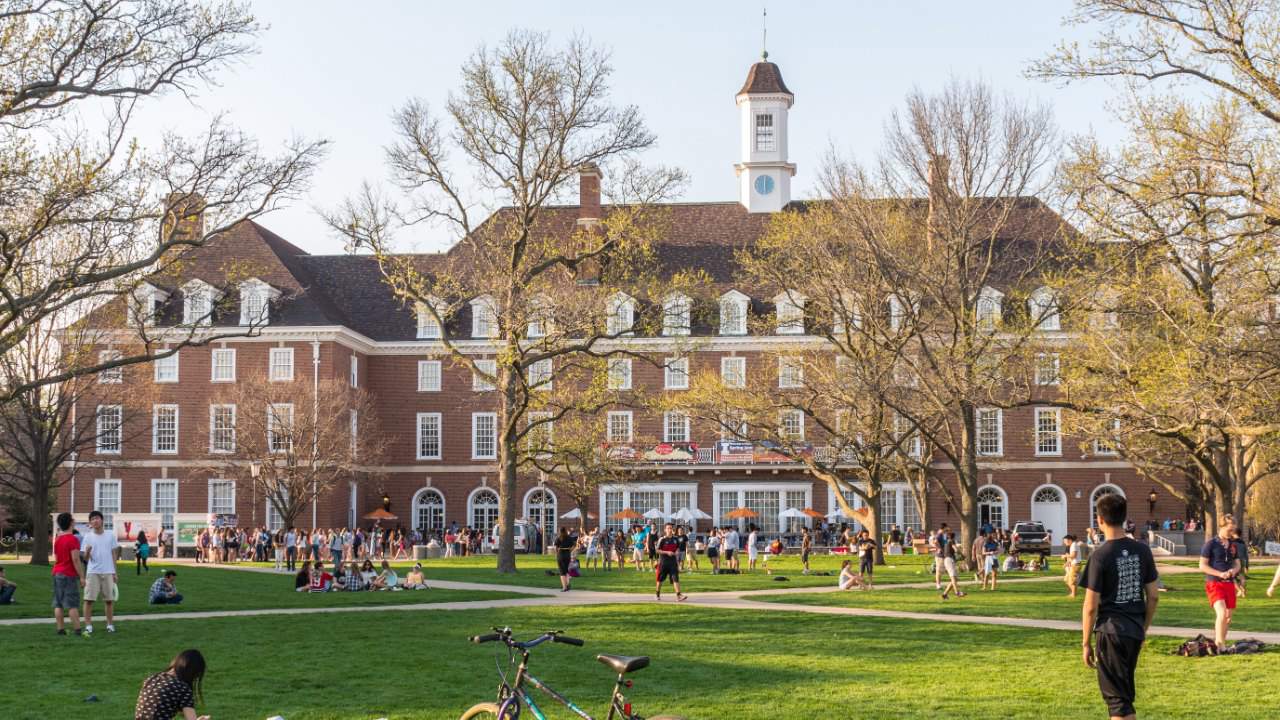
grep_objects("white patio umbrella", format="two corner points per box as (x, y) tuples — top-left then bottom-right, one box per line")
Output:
(779, 507), (808, 519)
(560, 508), (583, 520)
(670, 508), (695, 523)
(641, 508), (668, 520)
(826, 508), (850, 521)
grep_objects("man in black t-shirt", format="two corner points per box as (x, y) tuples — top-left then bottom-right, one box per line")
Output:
(1080, 493), (1159, 720)
(654, 524), (687, 602)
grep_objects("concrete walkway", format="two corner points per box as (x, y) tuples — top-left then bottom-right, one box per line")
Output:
(3, 561), (1272, 647)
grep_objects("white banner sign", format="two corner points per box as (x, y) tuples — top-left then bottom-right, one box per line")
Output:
(1266, 541), (1280, 556)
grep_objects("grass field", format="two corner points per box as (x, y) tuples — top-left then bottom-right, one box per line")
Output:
(3, 603), (1278, 720)
(762, 570), (1280, 633)
(0, 562), (529, 619)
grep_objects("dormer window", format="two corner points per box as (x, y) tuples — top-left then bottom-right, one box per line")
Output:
(774, 291), (805, 335)
(238, 278), (280, 327)
(719, 291), (749, 336)
(130, 282), (169, 328)
(1029, 287), (1060, 331)
(832, 290), (862, 335)
(888, 293), (917, 332)
(181, 279), (222, 327)
(416, 297), (443, 339)
(606, 292), (635, 336)
(663, 293), (691, 336)
(976, 286), (1004, 332)
(755, 113), (776, 152)
(471, 295), (498, 338)
(526, 296), (551, 338)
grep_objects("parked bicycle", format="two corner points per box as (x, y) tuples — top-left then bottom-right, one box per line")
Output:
(459, 626), (685, 720)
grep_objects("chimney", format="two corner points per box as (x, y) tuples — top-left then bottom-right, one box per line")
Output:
(577, 163), (602, 226)
(163, 192), (206, 243)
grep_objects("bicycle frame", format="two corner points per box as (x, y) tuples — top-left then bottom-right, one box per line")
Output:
(497, 648), (631, 720)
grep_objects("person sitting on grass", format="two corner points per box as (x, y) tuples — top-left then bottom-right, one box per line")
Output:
(149, 570), (183, 605)
(372, 559), (398, 590)
(359, 559), (378, 587)
(135, 648), (209, 720)
(294, 561), (312, 592)
(404, 563), (430, 590)
(336, 563), (365, 591)
(0, 567), (16, 604)
(838, 559), (865, 591)
(309, 562), (333, 592)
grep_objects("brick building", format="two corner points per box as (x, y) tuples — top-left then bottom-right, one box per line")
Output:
(59, 56), (1171, 542)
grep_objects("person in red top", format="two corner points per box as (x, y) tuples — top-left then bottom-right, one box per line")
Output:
(308, 561), (333, 592)
(51, 512), (86, 635)
(654, 524), (687, 602)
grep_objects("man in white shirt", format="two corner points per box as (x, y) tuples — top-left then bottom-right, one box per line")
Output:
(80, 510), (120, 634)
(725, 527), (740, 571)
(746, 525), (760, 572)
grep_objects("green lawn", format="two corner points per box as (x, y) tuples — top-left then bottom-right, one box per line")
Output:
(2, 603), (1277, 719)
(760, 571), (1280, 633)
(0, 562), (529, 619)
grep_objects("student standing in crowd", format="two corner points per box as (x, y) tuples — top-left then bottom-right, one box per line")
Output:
(80, 510), (120, 635)
(51, 512), (85, 634)
(1063, 534), (1083, 598)
(135, 529), (150, 575)
(555, 526), (577, 592)
(746, 524), (759, 572)
(800, 527), (812, 575)
(933, 523), (950, 591)
(939, 529), (964, 600)
(858, 530), (878, 589)
(725, 525), (739, 572)
(706, 528), (721, 574)
(654, 524), (687, 602)
(1081, 493), (1159, 720)
(981, 532), (1001, 591)
(284, 527), (297, 571)
(1199, 514), (1243, 652)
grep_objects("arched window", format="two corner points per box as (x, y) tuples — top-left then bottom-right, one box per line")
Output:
(663, 293), (691, 336)
(1034, 486), (1063, 503)
(525, 487), (557, 538)
(468, 488), (500, 534)
(1088, 484), (1125, 528)
(1031, 484), (1068, 541)
(606, 292), (635, 336)
(412, 488), (445, 534)
(977, 486), (1007, 530)
(1029, 287), (1060, 331)
(719, 291), (749, 335)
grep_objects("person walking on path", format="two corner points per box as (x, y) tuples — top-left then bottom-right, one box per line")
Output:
(1199, 514), (1244, 651)
(981, 532), (1001, 591)
(135, 530), (151, 575)
(800, 527), (812, 575)
(654, 523), (687, 602)
(554, 526), (577, 592)
(134, 648), (209, 720)
(51, 512), (85, 634)
(1063, 534), (1083, 598)
(939, 530), (965, 600)
(1081, 493), (1159, 720)
(933, 523), (949, 590)
(80, 510), (120, 635)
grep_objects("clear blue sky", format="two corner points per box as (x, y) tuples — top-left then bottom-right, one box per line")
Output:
(131, 0), (1123, 254)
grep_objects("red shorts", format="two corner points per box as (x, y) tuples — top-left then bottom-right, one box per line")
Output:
(1205, 580), (1237, 609)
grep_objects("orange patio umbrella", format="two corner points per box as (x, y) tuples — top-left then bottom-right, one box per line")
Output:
(611, 508), (643, 520)
(801, 508), (825, 519)
(726, 507), (758, 519)
(363, 508), (398, 521)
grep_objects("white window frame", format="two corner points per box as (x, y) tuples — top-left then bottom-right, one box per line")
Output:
(976, 286), (1004, 331)
(211, 348), (236, 382)
(1034, 352), (1061, 386)
(207, 479), (236, 516)
(94, 479), (122, 530)
(1034, 407), (1063, 457)
(415, 298), (443, 339)
(182, 281), (217, 327)
(209, 404), (236, 454)
(607, 358), (632, 390)
(721, 356), (746, 388)
(1030, 288), (1061, 331)
(778, 356), (803, 388)
(663, 293), (691, 336)
(719, 292), (749, 336)
(754, 112), (776, 152)
(527, 411), (553, 456)
(417, 360), (442, 392)
(96, 405), (123, 455)
(238, 279), (277, 327)
(472, 412), (497, 460)
(471, 295), (498, 338)
(153, 351), (179, 383)
(607, 411), (633, 443)
(606, 293), (636, 336)
(1093, 418), (1121, 456)
(663, 411), (690, 443)
(528, 358), (552, 391)
(774, 292), (805, 335)
(150, 479), (178, 531)
(416, 412), (442, 460)
(152, 404), (179, 455)
(473, 359), (497, 392)
(268, 403), (294, 454)
(664, 357), (689, 390)
(98, 350), (123, 383)
(976, 407), (1003, 457)
(780, 409), (805, 441)
(269, 347), (294, 382)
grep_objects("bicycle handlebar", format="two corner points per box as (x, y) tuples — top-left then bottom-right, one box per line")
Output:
(469, 627), (584, 649)
(470, 633), (502, 644)
(552, 634), (584, 646)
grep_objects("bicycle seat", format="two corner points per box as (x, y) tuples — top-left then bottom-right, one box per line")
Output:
(596, 654), (649, 674)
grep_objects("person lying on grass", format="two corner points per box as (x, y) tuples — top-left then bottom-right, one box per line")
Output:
(403, 563), (430, 590)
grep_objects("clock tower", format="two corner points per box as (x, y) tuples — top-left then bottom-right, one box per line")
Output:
(735, 52), (795, 213)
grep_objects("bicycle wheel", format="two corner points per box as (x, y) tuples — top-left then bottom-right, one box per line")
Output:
(458, 702), (503, 719)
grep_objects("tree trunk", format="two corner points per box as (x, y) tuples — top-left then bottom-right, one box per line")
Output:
(958, 405), (979, 571)
(28, 485), (51, 566)
(496, 437), (519, 574)
(866, 487), (885, 566)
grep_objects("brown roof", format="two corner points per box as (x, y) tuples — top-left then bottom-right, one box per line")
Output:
(738, 60), (793, 97)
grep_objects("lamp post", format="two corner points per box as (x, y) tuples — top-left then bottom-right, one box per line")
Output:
(1147, 489), (1158, 515)
(250, 461), (261, 526)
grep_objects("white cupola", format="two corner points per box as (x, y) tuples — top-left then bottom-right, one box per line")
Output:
(735, 52), (795, 213)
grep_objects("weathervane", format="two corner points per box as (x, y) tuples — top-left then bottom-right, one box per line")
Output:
(762, 6), (769, 60)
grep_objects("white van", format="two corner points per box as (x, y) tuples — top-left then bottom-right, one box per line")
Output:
(489, 520), (540, 553)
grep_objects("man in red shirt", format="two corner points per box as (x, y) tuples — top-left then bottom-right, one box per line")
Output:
(654, 524), (687, 602)
(51, 512), (85, 635)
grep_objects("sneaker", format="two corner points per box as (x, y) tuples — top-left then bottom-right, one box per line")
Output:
(83, 626), (93, 636)
(74, 628), (83, 636)
(655, 592), (662, 601)
(676, 593), (688, 602)
(956, 591), (967, 598)
(940, 593), (948, 600)
(56, 629), (66, 636)
(106, 625), (116, 633)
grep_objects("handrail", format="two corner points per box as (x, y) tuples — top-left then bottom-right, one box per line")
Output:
(1151, 533), (1176, 555)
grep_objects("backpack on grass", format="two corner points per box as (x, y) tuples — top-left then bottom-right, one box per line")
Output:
(1175, 634), (1218, 657)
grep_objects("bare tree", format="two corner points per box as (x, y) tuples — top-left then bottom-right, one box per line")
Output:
(0, 0), (326, 403)
(200, 372), (385, 530)
(326, 30), (684, 573)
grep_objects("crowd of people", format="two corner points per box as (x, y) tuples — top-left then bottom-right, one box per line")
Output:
(290, 558), (429, 593)
(193, 523), (417, 568)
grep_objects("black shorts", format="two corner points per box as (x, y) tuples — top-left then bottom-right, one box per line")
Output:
(656, 562), (679, 584)
(860, 556), (874, 574)
(707, 548), (719, 559)
(1096, 632), (1142, 718)
(725, 549), (735, 560)
(801, 550), (810, 562)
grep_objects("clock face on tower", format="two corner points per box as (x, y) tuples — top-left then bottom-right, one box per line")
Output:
(754, 174), (775, 196)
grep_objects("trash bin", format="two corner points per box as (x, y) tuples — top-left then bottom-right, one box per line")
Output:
(413, 544), (430, 560)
